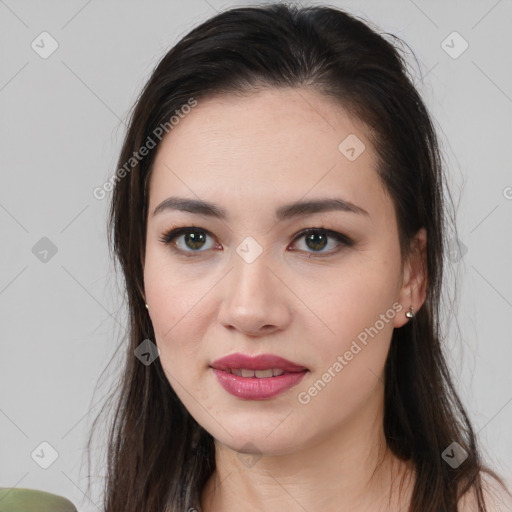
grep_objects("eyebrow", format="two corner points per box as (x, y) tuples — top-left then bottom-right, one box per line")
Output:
(152, 196), (369, 221)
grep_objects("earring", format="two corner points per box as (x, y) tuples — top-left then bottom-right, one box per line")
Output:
(145, 303), (149, 310)
(405, 306), (415, 319)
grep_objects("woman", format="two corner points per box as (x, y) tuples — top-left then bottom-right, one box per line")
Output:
(87, 3), (511, 511)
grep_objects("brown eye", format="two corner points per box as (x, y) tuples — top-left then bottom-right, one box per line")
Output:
(159, 226), (353, 257)
(159, 227), (217, 253)
(291, 228), (353, 255)
(304, 231), (328, 251)
(181, 230), (208, 251)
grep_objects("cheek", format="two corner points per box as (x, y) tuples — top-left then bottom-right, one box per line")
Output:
(144, 243), (203, 325)
(304, 250), (401, 388)
(316, 256), (400, 338)
(296, 270), (399, 425)
(143, 249), (205, 363)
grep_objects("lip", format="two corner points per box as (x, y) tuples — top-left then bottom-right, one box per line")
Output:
(211, 369), (307, 400)
(210, 352), (308, 400)
(210, 353), (308, 372)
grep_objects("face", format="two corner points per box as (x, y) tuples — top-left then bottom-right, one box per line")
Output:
(144, 87), (415, 455)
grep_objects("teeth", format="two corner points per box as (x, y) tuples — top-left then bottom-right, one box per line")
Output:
(228, 368), (286, 378)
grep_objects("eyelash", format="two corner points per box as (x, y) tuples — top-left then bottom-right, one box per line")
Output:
(158, 225), (354, 258)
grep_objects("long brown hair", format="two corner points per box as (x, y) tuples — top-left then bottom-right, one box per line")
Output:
(85, 3), (508, 511)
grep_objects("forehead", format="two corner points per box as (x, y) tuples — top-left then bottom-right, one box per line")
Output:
(148, 87), (390, 222)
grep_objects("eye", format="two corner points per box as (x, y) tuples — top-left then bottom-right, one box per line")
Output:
(159, 226), (354, 257)
(159, 226), (217, 254)
(290, 228), (354, 255)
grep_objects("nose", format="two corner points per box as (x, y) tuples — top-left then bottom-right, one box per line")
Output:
(216, 253), (293, 337)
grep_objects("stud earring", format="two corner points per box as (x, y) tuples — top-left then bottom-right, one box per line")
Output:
(145, 303), (149, 310)
(405, 306), (415, 319)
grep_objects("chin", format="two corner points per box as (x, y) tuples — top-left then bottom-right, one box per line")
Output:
(209, 423), (303, 456)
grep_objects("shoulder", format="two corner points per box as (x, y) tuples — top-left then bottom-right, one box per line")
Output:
(457, 472), (512, 512)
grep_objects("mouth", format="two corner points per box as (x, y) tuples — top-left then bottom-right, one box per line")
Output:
(209, 353), (309, 400)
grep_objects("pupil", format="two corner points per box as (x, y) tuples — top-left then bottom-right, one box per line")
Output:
(306, 233), (327, 251)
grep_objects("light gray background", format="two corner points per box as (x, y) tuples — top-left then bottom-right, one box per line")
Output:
(1, 1), (511, 510)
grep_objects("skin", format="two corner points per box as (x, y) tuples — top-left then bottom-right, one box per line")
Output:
(143, 87), (427, 512)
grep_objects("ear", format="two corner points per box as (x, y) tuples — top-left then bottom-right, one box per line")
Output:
(393, 227), (428, 328)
